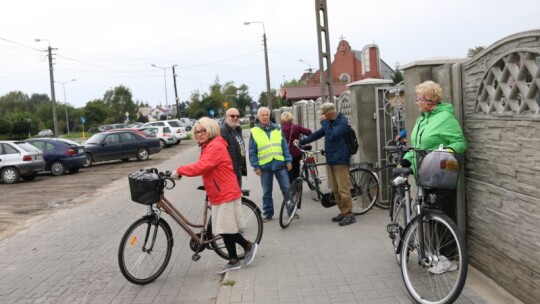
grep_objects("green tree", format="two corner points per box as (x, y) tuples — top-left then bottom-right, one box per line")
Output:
(103, 85), (138, 123)
(83, 100), (109, 128)
(0, 91), (31, 116)
(392, 63), (404, 85)
(467, 46), (485, 58)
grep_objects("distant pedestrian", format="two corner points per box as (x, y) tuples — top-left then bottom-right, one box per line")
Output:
(220, 108), (247, 187)
(249, 107), (292, 222)
(280, 111), (312, 184)
(297, 102), (355, 226)
(173, 117), (258, 273)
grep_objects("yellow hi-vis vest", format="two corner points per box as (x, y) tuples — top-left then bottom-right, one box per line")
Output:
(251, 127), (285, 165)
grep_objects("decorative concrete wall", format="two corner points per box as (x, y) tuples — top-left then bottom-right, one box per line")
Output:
(401, 29), (540, 304)
(461, 29), (540, 304)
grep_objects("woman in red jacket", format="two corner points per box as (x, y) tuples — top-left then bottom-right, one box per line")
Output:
(173, 117), (258, 274)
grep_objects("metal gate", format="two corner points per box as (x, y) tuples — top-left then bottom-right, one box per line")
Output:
(374, 85), (405, 205)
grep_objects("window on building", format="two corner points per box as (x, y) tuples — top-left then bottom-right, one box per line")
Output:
(363, 51), (370, 72)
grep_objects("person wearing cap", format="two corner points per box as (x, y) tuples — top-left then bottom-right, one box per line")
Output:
(249, 107), (293, 222)
(220, 108), (247, 187)
(297, 102), (356, 226)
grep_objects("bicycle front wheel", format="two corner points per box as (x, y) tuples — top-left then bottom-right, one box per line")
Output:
(118, 216), (173, 285)
(279, 179), (303, 228)
(350, 168), (379, 215)
(400, 213), (468, 304)
(209, 197), (263, 260)
(390, 188), (406, 265)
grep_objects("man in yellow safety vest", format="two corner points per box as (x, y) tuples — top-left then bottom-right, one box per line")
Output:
(249, 107), (292, 222)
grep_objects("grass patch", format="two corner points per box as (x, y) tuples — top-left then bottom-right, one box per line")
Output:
(222, 280), (236, 286)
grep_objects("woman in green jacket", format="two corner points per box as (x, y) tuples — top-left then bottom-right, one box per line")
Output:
(401, 80), (467, 274)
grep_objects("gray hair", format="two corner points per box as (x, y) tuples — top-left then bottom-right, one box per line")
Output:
(320, 102), (336, 114)
(257, 107), (270, 116)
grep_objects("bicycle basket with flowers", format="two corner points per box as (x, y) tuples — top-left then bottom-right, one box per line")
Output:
(415, 145), (460, 190)
(128, 168), (163, 205)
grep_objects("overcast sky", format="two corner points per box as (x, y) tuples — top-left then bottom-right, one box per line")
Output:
(1, 0), (539, 109)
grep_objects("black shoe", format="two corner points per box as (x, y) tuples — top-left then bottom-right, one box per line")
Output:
(339, 216), (356, 226)
(332, 214), (344, 222)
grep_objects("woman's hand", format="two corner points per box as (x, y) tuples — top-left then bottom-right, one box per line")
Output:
(170, 171), (182, 180)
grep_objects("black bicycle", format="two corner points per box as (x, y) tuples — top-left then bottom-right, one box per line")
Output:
(279, 145), (379, 228)
(386, 148), (468, 304)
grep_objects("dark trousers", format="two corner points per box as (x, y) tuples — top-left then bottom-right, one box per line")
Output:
(221, 233), (249, 260)
(288, 156), (302, 184)
(425, 188), (458, 259)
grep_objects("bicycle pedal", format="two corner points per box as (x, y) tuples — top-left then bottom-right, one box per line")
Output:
(387, 223), (399, 234)
(192, 254), (201, 262)
(319, 175), (326, 181)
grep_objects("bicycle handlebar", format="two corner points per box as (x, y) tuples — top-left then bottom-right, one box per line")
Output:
(295, 142), (324, 155)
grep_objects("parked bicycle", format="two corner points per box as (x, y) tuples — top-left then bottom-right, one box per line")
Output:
(279, 145), (379, 228)
(386, 147), (468, 304)
(118, 168), (263, 285)
(373, 139), (409, 210)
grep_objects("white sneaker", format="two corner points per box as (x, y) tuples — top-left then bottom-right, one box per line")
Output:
(428, 255), (458, 275)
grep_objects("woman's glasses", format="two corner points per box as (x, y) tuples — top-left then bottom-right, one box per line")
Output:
(416, 96), (433, 103)
(194, 129), (206, 135)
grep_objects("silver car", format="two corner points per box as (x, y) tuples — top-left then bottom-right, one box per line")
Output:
(0, 141), (45, 184)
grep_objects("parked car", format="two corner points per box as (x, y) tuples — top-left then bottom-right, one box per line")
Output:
(142, 120), (187, 144)
(138, 126), (176, 148)
(0, 140), (45, 184)
(26, 138), (86, 176)
(179, 118), (193, 131)
(37, 129), (54, 138)
(98, 123), (126, 132)
(106, 128), (148, 137)
(83, 130), (161, 167)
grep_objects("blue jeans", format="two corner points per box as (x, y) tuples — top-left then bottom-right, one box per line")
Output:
(260, 168), (290, 218)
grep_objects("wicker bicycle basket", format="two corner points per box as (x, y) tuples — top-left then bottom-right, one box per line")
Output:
(128, 169), (162, 205)
(415, 149), (461, 190)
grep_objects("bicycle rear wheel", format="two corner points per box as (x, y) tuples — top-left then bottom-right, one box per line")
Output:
(349, 168), (379, 215)
(209, 197), (263, 260)
(279, 179), (303, 228)
(400, 213), (468, 304)
(118, 216), (173, 285)
(375, 164), (396, 209)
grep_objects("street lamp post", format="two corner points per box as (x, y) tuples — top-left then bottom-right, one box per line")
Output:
(55, 79), (76, 134)
(35, 38), (59, 137)
(152, 64), (178, 119)
(243, 21), (272, 112)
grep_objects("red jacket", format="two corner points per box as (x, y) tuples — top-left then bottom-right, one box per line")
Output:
(176, 136), (241, 205)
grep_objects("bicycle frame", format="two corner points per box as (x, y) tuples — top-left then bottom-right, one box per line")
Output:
(154, 193), (221, 247)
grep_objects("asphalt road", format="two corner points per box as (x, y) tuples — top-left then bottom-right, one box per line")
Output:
(0, 139), (198, 240)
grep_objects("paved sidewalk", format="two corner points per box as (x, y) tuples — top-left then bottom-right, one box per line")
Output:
(0, 136), (523, 304)
(216, 167), (523, 304)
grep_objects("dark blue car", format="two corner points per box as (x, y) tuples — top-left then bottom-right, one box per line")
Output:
(83, 130), (161, 167)
(26, 138), (86, 176)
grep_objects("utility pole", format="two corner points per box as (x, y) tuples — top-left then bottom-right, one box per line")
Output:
(262, 31), (272, 112)
(315, 0), (335, 105)
(47, 45), (59, 137)
(172, 65), (180, 118)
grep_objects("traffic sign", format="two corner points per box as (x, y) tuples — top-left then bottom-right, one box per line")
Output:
(80, 116), (86, 124)
(209, 109), (215, 117)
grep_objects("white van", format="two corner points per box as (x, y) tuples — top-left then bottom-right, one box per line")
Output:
(179, 118), (193, 131)
(142, 120), (187, 144)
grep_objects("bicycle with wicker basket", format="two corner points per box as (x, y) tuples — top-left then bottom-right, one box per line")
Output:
(118, 168), (263, 285)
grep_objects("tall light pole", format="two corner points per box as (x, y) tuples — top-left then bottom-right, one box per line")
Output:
(151, 64), (169, 118)
(55, 79), (76, 134)
(243, 21), (272, 112)
(35, 38), (59, 137)
(172, 65), (180, 118)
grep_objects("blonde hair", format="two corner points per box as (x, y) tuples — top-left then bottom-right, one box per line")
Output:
(193, 117), (220, 142)
(281, 111), (293, 123)
(415, 81), (443, 103)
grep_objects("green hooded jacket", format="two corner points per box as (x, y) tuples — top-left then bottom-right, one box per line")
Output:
(403, 102), (467, 171)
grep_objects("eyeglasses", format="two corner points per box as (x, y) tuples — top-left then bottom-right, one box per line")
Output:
(416, 96), (434, 103)
(228, 114), (240, 118)
(194, 129), (207, 135)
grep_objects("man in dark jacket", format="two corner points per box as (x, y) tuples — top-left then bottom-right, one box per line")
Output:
(220, 108), (247, 187)
(298, 102), (355, 226)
